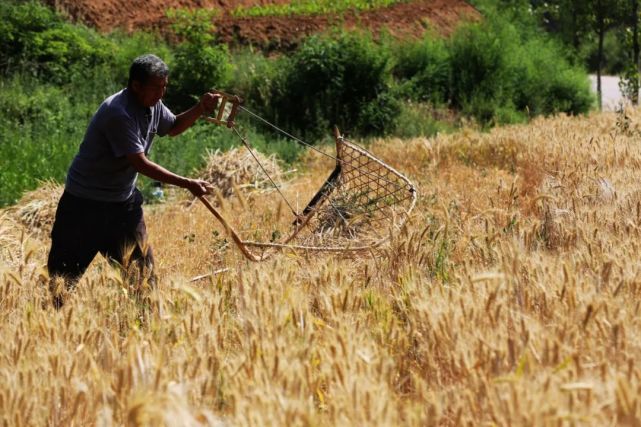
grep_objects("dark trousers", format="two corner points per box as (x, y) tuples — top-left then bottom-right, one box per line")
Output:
(47, 189), (154, 291)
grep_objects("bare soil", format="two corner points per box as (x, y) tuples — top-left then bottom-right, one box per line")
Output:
(45, 0), (480, 48)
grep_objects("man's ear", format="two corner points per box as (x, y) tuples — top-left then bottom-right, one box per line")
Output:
(130, 80), (142, 93)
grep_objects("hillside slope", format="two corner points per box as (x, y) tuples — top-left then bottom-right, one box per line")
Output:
(45, 0), (480, 47)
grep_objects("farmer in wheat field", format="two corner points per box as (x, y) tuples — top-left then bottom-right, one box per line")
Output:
(47, 54), (218, 308)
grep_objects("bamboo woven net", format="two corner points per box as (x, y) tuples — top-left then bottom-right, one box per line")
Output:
(206, 136), (417, 258)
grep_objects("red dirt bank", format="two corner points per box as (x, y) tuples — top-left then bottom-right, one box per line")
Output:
(46, 0), (480, 48)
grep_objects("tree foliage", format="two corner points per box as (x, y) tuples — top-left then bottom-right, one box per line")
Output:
(486, 0), (640, 107)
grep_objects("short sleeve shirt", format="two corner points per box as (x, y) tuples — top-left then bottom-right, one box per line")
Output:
(65, 88), (176, 202)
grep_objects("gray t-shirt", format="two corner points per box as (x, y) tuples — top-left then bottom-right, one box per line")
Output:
(65, 88), (176, 202)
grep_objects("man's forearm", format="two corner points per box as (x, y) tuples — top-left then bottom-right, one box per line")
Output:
(167, 92), (220, 137)
(168, 102), (204, 137)
(129, 154), (189, 188)
(127, 147), (213, 197)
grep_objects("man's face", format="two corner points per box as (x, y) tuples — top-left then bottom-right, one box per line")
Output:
(131, 75), (168, 107)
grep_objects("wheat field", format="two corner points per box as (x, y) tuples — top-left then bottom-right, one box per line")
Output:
(3, 109), (641, 426)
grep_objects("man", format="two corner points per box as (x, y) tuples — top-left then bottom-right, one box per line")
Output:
(47, 54), (218, 308)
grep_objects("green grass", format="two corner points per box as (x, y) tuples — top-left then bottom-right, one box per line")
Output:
(231, 0), (407, 18)
(0, 74), (107, 206)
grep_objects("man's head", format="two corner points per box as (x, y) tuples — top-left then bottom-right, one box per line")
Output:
(128, 54), (169, 107)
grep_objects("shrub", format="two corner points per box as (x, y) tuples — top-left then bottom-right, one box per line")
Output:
(504, 35), (593, 117)
(393, 101), (454, 138)
(0, 0), (58, 68)
(106, 31), (173, 88)
(393, 35), (451, 105)
(268, 31), (400, 139)
(447, 17), (592, 125)
(358, 92), (401, 135)
(545, 69), (594, 114)
(164, 8), (232, 111)
(228, 49), (283, 116)
(0, 1), (114, 83)
(168, 43), (232, 111)
(448, 20), (521, 122)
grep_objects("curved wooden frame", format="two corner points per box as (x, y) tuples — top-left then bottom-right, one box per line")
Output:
(198, 127), (418, 262)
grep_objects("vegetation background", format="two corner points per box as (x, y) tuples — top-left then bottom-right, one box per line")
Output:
(0, 0), (601, 206)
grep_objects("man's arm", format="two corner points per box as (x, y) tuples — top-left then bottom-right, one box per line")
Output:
(126, 152), (213, 196)
(167, 92), (220, 137)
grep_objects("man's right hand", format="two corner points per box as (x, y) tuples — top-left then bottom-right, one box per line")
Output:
(185, 179), (214, 197)
(200, 92), (221, 116)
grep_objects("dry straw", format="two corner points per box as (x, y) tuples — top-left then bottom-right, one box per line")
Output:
(197, 147), (288, 197)
(0, 213), (22, 266)
(7, 179), (63, 239)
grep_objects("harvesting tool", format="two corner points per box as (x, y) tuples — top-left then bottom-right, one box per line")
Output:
(197, 90), (417, 261)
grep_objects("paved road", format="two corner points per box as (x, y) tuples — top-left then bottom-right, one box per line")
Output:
(589, 74), (631, 111)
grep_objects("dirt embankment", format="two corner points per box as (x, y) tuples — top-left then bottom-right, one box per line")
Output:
(45, 0), (290, 33)
(45, 0), (480, 48)
(213, 0), (480, 49)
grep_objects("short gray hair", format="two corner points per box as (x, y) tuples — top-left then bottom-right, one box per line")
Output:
(128, 54), (169, 86)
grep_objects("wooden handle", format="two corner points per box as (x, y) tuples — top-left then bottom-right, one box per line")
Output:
(197, 196), (261, 262)
(204, 90), (243, 128)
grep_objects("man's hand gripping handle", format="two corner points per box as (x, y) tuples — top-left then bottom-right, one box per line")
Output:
(202, 90), (243, 128)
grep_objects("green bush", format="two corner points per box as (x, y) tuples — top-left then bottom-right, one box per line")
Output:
(512, 37), (594, 116)
(164, 8), (232, 111)
(267, 31), (400, 139)
(393, 102), (454, 138)
(228, 49), (283, 115)
(0, 0), (58, 68)
(106, 31), (174, 88)
(393, 35), (451, 105)
(168, 43), (232, 111)
(0, 1), (115, 82)
(545, 69), (594, 114)
(449, 20), (521, 123)
(447, 17), (592, 125)
(357, 91), (401, 135)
